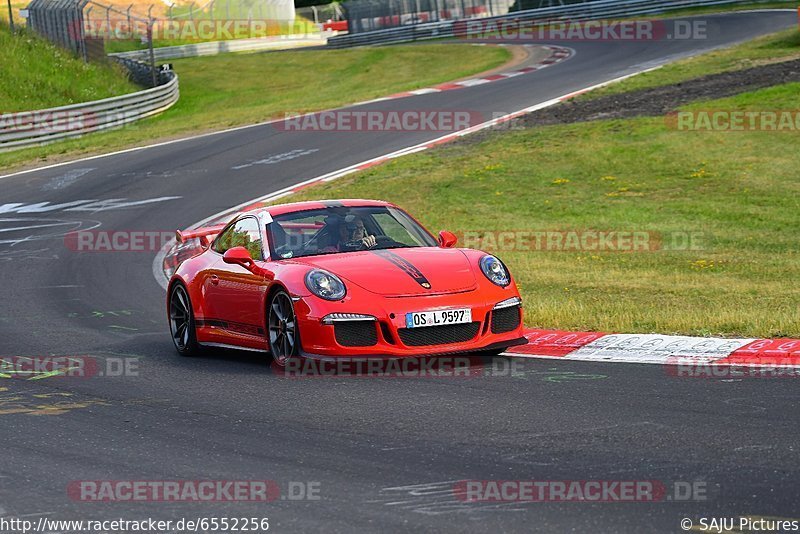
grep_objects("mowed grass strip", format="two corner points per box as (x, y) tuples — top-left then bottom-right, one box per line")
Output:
(0, 22), (139, 111)
(284, 71), (800, 337)
(0, 43), (510, 170)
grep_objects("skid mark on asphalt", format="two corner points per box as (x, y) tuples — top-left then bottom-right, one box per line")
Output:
(0, 247), (57, 262)
(509, 365), (607, 383)
(372, 481), (525, 515)
(108, 169), (208, 179)
(0, 217), (101, 247)
(0, 197), (181, 215)
(41, 168), (94, 191)
(231, 149), (320, 170)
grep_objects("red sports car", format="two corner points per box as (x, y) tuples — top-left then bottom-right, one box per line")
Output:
(167, 199), (527, 365)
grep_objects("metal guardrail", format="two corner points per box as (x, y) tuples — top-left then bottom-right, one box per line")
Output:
(328, 0), (785, 47)
(0, 68), (179, 151)
(109, 33), (329, 61)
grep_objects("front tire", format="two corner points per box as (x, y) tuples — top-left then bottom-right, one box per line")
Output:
(268, 290), (298, 367)
(169, 283), (200, 356)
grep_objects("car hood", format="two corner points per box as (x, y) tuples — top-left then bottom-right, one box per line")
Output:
(297, 247), (478, 296)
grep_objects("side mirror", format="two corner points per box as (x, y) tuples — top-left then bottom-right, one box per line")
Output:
(223, 246), (274, 279)
(438, 230), (458, 248)
(223, 246), (255, 268)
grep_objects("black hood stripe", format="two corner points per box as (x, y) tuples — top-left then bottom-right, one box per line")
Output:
(372, 250), (431, 289)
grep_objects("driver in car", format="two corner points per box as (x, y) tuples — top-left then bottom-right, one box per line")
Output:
(321, 214), (377, 252)
(341, 214), (377, 249)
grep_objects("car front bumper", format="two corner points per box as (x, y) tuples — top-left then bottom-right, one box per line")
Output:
(293, 287), (528, 358)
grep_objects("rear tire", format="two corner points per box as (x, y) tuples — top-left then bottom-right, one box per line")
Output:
(169, 283), (200, 357)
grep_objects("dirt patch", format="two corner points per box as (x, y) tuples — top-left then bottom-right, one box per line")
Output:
(519, 57), (800, 127)
(451, 44), (550, 82)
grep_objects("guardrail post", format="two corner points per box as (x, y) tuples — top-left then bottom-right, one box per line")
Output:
(6, 0), (15, 32)
(105, 4), (110, 37)
(148, 4), (156, 87)
(76, 0), (90, 61)
(85, 5), (92, 40)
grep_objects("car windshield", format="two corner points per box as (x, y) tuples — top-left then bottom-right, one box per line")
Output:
(266, 206), (438, 259)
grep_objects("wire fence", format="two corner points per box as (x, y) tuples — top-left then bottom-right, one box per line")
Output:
(341, 0), (520, 33)
(338, 0), (791, 34)
(296, 2), (344, 23)
(20, 0), (338, 45)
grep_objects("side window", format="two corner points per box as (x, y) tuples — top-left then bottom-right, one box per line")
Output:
(213, 217), (264, 260)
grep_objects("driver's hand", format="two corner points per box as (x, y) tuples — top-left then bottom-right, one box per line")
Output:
(361, 235), (377, 248)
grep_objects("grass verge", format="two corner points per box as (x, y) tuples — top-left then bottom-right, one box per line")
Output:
(0, 22), (139, 111)
(0, 43), (510, 171)
(283, 35), (800, 338)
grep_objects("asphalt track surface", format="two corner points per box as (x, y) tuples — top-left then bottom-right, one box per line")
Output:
(0, 11), (798, 533)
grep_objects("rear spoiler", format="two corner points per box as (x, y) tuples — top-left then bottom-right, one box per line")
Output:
(175, 224), (226, 247)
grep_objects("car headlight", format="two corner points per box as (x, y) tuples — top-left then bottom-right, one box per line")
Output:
(480, 255), (510, 287)
(305, 269), (347, 300)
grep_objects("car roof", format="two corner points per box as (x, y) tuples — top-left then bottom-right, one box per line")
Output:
(242, 199), (395, 218)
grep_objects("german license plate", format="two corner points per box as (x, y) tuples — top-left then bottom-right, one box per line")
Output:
(405, 308), (471, 328)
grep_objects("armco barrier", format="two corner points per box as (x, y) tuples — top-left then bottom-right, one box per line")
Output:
(1, 33), (332, 152)
(328, 0), (784, 47)
(0, 69), (179, 151)
(109, 33), (329, 62)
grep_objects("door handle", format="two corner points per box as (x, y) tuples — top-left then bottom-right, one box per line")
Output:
(210, 275), (219, 285)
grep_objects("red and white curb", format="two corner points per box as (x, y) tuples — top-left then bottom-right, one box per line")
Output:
(505, 329), (800, 367)
(357, 45), (574, 104)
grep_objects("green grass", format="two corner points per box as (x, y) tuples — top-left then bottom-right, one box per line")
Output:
(0, 22), (138, 111)
(0, 43), (510, 170)
(280, 49), (800, 339)
(0, 1), (27, 26)
(584, 28), (800, 98)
